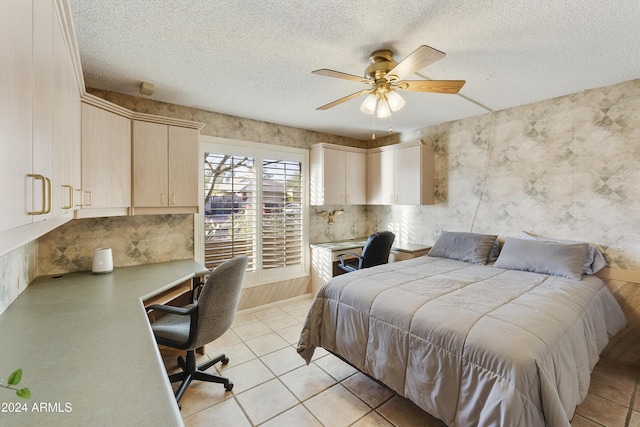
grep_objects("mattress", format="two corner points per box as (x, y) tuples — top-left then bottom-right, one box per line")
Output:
(297, 256), (626, 426)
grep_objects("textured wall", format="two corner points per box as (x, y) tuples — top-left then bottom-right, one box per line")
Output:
(367, 78), (640, 269)
(37, 215), (195, 275)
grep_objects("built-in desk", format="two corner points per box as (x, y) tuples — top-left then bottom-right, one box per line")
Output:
(0, 260), (208, 427)
(310, 238), (431, 294)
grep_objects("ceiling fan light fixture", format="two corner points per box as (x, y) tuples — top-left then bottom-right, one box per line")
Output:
(360, 93), (378, 115)
(376, 96), (391, 118)
(386, 90), (405, 112)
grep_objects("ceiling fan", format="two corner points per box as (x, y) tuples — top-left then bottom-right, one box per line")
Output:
(313, 45), (465, 130)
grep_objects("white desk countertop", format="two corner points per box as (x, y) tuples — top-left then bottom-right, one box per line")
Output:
(0, 259), (208, 427)
(310, 238), (431, 253)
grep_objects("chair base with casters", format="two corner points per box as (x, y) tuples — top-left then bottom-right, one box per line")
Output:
(168, 348), (232, 403)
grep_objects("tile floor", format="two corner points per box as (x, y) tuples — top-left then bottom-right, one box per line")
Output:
(157, 296), (640, 427)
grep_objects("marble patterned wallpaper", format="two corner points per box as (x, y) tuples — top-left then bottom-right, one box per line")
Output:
(366, 78), (640, 269)
(37, 215), (195, 275)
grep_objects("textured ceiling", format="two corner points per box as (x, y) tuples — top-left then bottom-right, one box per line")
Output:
(68, 0), (640, 140)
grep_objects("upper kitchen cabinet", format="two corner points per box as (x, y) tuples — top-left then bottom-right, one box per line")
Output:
(310, 143), (366, 205)
(132, 120), (200, 214)
(367, 140), (434, 205)
(0, 0), (83, 257)
(1, 0), (34, 233)
(76, 102), (132, 218)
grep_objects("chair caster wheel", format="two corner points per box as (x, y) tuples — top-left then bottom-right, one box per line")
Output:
(221, 356), (230, 365)
(225, 381), (234, 392)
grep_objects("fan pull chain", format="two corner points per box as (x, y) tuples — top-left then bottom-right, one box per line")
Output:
(371, 106), (377, 140)
(389, 113), (393, 134)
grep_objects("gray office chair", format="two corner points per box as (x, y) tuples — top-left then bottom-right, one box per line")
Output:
(337, 231), (395, 272)
(147, 255), (248, 403)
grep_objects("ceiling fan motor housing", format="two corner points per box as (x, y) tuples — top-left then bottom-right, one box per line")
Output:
(365, 50), (398, 81)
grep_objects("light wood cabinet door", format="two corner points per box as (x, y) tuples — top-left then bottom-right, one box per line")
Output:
(133, 121), (169, 207)
(310, 144), (367, 205)
(366, 150), (394, 204)
(345, 151), (366, 204)
(394, 144), (422, 205)
(322, 148), (346, 204)
(80, 103), (131, 215)
(52, 5), (81, 216)
(0, 0), (33, 231)
(168, 126), (199, 207)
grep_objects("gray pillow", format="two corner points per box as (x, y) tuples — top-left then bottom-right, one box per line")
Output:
(519, 231), (607, 275)
(428, 231), (498, 264)
(494, 237), (589, 280)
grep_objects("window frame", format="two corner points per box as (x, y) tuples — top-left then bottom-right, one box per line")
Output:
(197, 135), (309, 288)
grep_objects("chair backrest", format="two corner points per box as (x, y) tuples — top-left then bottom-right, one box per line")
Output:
(192, 256), (248, 349)
(360, 231), (395, 268)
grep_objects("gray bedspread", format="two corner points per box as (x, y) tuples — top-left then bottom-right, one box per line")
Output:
(297, 256), (626, 426)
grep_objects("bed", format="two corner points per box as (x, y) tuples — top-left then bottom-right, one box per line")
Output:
(297, 232), (627, 426)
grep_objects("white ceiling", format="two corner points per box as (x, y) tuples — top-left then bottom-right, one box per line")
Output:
(68, 0), (640, 141)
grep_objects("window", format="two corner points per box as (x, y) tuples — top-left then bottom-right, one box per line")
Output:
(200, 137), (308, 286)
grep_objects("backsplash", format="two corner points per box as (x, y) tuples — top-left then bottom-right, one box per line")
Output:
(37, 214), (195, 275)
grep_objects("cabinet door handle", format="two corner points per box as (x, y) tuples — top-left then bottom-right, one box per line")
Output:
(84, 190), (93, 206)
(28, 174), (47, 215)
(44, 177), (52, 214)
(75, 188), (83, 206)
(171, 193), (176, 205)
(161, 193), (165, 206)
(62, 185), (73, 209)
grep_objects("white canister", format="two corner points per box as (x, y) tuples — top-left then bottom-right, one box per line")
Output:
(92, 248), (113, 274)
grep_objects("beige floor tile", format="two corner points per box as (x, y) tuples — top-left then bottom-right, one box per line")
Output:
(592, 357), (638, 387)
(351, 412), (395, 427)
(261, 346), (307, 376)
(245, 332), (290, 356)
(253, 306), (287, 320)
(232, 311), (260, 328)
(305, 384), (372, 427)
(235, 378), (299, 425)
(315, 353), (359, 381)
(570, 413), (603, 426)
(280, 364), (338, 401)
(213, 342), (256, 369)
(217, 358), (274, 394)
(178, 379), (233, 418)
(377, 396), (444, 427)
(276, 323), (305, 344)
(260, 312), (301, 331)
(288, 306), (314, 322)
(261, 404), (323, 427)
(278, 297), (314, 313)
(183, 397), (251, 427)
(342, 372), (394, 408)
(629, 410), (640, 427)
(588, 368), (634, 407)
(208, 328), (242, 348)
(574, 392), (629, 426)
(232, 320), (272, 341)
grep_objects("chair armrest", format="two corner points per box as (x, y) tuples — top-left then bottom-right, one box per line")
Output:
(337, 252), (363, 264)
(192, 281), (205, 303)
(146, 304), (195, 316)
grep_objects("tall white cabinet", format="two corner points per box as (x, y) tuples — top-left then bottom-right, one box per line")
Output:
(310, 144), (367, 205)
(367, 141), (434, 205)
(0, 0), (82, 256)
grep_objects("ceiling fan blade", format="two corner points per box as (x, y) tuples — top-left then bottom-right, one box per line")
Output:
(387, 45), (446, 81)
(316, 89), (371, 110)
(397, 79), (466, 94)
(312, 69), (370, 84)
